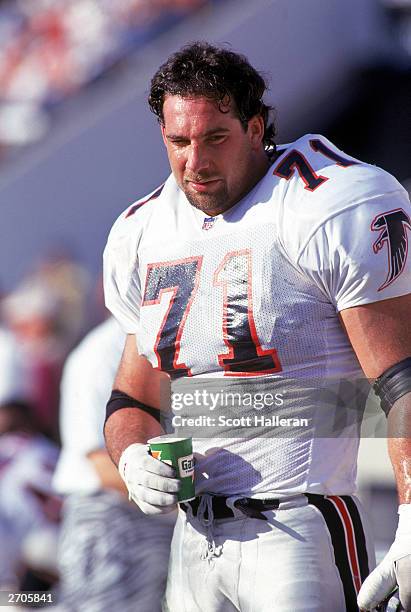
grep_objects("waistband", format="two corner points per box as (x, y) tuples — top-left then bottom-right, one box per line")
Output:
(180, 493), (325, 521)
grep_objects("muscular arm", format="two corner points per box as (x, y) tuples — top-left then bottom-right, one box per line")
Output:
(87, 449), (128, 494)
(104, 334), (171, 466)
(340, 293), (411, 504)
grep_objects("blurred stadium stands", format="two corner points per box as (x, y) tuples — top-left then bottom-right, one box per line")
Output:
(0, 0), (216, 151)
(0, 0), (410, 597)
(0, 0), (407, 294)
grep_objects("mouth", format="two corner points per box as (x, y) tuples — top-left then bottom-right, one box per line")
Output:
(185, 178), (221, 193)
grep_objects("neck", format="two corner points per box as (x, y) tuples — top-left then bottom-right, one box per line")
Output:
(235, 150), (272, 204)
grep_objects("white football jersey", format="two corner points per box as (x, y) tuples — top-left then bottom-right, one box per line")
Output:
(104, 134), (411, 497)
(53, 317), (125, 495)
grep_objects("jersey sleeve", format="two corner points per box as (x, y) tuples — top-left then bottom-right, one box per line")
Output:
(103, 211), (142, 334)
(297, 187), (411, 311)
(53, 319), (125, 494)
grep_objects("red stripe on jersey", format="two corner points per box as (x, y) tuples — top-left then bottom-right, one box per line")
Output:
(125, 184), (164, 218)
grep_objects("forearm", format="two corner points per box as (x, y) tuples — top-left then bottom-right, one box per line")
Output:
(87, 449), (129, 493)
(387, 393), (411, 505)
(104, 407), (164, 466)
(104, 336), (170, 466)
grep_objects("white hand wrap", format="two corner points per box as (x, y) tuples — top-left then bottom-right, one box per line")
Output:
(118, 443), (180, 515)
(357, 504), (411, 611)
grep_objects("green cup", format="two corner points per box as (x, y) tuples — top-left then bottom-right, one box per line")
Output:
(148, 435), (195, 503)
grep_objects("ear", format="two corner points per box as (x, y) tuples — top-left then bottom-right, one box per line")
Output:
(160, 123), (167, 147)
(248, 115), (265, 149)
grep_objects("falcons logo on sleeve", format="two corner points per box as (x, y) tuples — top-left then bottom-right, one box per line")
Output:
(371, 208), (411, 291)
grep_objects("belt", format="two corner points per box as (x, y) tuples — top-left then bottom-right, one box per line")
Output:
(180, 493), (323, 521)
(180, 496), (278, 520)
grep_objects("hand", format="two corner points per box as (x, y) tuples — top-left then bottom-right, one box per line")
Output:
(358, 505), (411, 611)
(118, 443), (180, 515)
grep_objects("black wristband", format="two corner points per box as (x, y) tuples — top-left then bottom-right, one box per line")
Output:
(373, 356), (411, 416)
(105, 389), (161, 426)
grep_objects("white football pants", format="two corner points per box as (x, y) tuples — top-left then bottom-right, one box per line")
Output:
(164, 493), (375, 612)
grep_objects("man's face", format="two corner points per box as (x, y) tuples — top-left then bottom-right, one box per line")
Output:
(161, 95), (265, 216)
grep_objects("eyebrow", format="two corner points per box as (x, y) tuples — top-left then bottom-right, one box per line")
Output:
(166, 127), (230, 139)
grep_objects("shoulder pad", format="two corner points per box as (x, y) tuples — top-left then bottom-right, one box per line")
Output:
(274, 134), (405, 261)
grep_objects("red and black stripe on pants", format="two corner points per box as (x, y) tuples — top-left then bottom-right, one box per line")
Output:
(307, 494), (370, 612)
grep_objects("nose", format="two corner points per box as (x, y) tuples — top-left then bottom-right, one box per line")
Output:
(185, 143), (210, 176)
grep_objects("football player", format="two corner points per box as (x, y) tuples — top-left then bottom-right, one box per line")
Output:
(103, 43), (411, 611)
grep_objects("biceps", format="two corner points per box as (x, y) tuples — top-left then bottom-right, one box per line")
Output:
(114, 335), (170, 408)
(339, 293), (411, 378)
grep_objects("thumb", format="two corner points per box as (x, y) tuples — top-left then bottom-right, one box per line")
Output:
(357, 562), (396, 610)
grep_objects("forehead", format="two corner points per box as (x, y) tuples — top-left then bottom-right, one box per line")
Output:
(162, 95), (239, 134)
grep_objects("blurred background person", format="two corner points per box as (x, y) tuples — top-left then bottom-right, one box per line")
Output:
(52, 316), (175, 611)
(0, 250), (91, 440)
(0, 399), (61, 593)
(0, 308), (61, 595)
(1, 281), (65, 440)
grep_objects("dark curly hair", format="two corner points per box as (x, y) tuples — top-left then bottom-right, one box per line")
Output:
(148, 42), (276, 150)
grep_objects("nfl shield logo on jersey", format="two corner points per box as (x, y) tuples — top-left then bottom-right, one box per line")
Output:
(202, 216), (217, 230)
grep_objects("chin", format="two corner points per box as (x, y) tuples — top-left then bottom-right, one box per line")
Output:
(184, 190), (230, 216)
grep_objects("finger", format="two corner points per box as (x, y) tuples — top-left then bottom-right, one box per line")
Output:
(137, 485), (178, 507)
(142, 453), (177, 477)
(139, 471), (181, 493)
(141, 502), (178, 515)
(134, 498), (177, 516)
